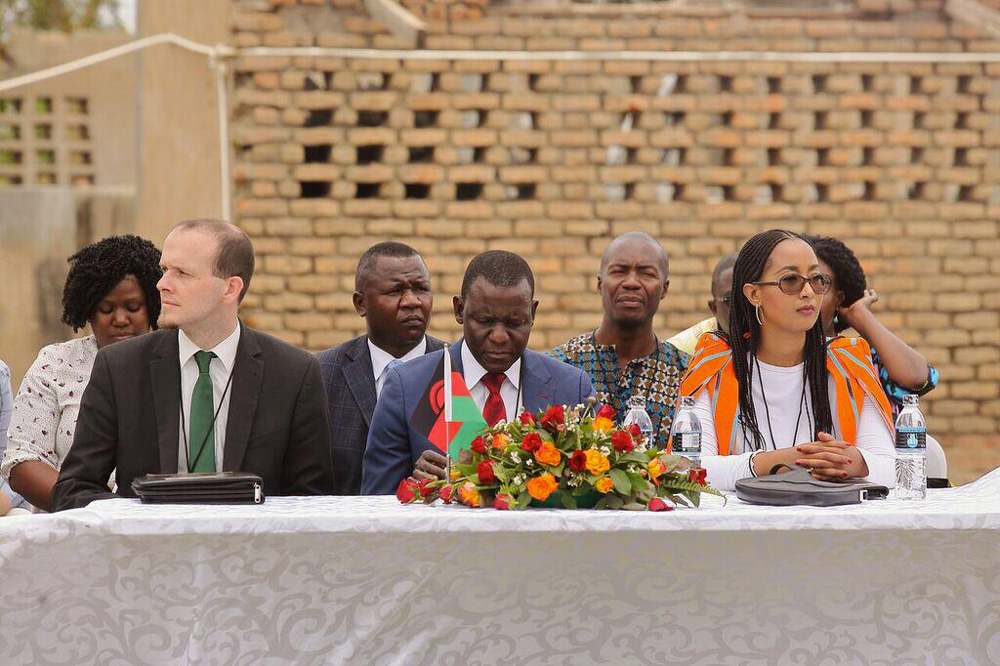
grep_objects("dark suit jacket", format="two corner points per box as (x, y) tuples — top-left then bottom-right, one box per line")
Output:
(317, 334), (444, 495)
(52, 322), (335, 511)
(360, 344), (595, 495)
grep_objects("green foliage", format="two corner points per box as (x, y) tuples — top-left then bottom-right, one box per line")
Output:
(0, 0), (124, 41)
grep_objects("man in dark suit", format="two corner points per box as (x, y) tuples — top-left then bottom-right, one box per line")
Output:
(361, 250), (595, 495)
(53, 219), (334, 511)
(317, 242), (443, 495)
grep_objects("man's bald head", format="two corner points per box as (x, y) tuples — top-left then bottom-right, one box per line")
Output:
(599, 231), (669, 277)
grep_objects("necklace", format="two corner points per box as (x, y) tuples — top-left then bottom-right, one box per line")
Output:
(589, 331), (667, 444)
(753, 355), (812, 451)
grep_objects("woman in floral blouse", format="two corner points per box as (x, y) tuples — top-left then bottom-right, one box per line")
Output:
(2, 235), (162, 512)
(805, 234), (946, 479)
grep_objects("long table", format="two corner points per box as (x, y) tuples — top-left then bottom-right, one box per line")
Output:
(1, 470), (999, 664)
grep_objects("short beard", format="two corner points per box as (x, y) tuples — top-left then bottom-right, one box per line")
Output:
(157, 314), (179, 330)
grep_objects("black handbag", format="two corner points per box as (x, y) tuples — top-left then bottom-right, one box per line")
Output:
(131, 472), (265, 505)
(735, 464), (889, 507)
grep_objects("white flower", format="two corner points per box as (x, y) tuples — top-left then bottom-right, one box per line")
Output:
(526, 459), (534, 467)
(600, 446), (611, 455)
(511, 452), (521, 464)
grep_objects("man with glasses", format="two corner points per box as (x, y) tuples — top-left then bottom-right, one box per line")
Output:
(668, 253), (736, 355)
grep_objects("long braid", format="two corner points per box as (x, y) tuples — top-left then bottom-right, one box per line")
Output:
(728, 230), (833, 449)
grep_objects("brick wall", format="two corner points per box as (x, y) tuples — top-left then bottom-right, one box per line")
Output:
(230, 0), (1000, 481)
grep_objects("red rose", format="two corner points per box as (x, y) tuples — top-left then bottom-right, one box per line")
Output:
(648, 497), (673, 512)
(439, 484), (453, 503)
(493, 493), (514, 510)
(611, 430), (635, 453)
(540, 405), (565, 431)
(477, 460), (496, 485)
(471, 436), (487, 454)
(519, 411), (536, 425)
(521, 432), (543, 452)
(568, 450), (588, 473)
(396, 478), (418, 504)
(596, 404), (616, 421)
(688, 468), (707, 486)
(417, 478), (435, 498)
(628, 424), (642, 438)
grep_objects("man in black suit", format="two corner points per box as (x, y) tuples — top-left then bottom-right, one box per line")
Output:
(318, 242), (443, 495)
(52, 219), (334, 511)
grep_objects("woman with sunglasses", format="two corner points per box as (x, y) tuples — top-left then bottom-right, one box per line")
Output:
(679, 229), (895, 491)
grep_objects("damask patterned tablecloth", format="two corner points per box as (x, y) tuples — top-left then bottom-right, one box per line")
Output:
(1, 468), (999, 665)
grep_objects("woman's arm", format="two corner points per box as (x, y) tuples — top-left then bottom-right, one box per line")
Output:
(693, 391), (769, 491)
(841, 290), (932, 390)
(852, 395), (896, 488)
(2, 350), (65, 512)
(9, 461), (59, 512)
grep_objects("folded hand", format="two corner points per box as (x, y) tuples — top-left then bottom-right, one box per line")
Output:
(412, 449), (448, 481)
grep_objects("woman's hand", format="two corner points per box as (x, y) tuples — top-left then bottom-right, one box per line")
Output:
(795, 432), (868, 481)
(839, 289), (878, 330)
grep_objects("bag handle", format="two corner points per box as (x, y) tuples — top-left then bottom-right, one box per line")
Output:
(768, 463), (806, 476)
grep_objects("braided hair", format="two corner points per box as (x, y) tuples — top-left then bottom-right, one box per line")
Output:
(61, 235), (163, 332)
(727, 229), (833, 450)
(802, 234), (867, 333)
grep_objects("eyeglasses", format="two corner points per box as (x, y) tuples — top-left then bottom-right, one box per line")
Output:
(752, 273), (832, 296)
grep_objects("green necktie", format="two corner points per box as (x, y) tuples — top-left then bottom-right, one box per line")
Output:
(189, 350), (217, 473)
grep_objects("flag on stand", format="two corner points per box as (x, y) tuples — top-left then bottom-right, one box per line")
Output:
(409, 346), (488, 459)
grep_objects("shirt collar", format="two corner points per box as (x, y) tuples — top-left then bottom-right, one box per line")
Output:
(461, 339), (521, 390)
(178, 322), (241, 372)
(368, 336), (427, 381)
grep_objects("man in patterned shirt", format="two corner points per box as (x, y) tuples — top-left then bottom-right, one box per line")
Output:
(551, 231), (689, 449)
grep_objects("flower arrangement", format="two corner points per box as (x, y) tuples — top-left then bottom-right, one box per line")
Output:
(397, 401), (723, 511)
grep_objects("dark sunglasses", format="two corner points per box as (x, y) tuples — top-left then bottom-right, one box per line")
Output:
(753, 273), (832, 296)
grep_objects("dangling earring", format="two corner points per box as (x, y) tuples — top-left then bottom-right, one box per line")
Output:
(755, 303), (763, 326)
(832, 310), (840, 328)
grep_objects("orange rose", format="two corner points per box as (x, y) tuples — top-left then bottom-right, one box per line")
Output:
(534, 442), (562, 467)
(593, 416), (613, 433)
(526, 473), (559, 501)
(457, 482), (481, 507)
(491, 433), (509, 450)
(647, 458), (665, 480)
(585, 449), (610, 476)
(594, 476), (614, 494)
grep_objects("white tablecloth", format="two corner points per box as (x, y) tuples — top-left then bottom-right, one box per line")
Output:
(2, 470), (999, 664)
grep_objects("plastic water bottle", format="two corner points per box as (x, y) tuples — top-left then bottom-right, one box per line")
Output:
(894, 394), (927, 500)
(622, 395), (655, 449)
(670, 396), (702, 467)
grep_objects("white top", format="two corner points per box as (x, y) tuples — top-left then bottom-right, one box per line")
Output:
(692, 358), (895, 491)
(368, 337), (427, 398)
(2, 336), (98, 479)
(461, 340), (522, 423)
(177, 324), (241, 473)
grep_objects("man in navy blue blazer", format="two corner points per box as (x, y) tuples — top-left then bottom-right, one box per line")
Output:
(361, 250), (595, 495)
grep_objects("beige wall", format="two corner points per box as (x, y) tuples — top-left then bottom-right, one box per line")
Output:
(136, 0), (231, 243)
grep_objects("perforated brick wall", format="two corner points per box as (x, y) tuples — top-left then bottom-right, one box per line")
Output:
(230, 0), (1000, 480)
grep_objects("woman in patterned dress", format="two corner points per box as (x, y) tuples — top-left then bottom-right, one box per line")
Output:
(2, 235), (162, 512)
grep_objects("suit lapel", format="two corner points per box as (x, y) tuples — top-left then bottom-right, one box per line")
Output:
(223, 322), (264, 471)
(150, 330), (181, 473)
(344, 337), (378, 427)
(521, 351), (553, 414)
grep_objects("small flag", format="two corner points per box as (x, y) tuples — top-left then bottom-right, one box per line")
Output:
(409, 348), (488, 459)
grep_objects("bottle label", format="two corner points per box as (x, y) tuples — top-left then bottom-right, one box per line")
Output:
(894, 427), (926, 451)
(673, 432), (700, 452)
